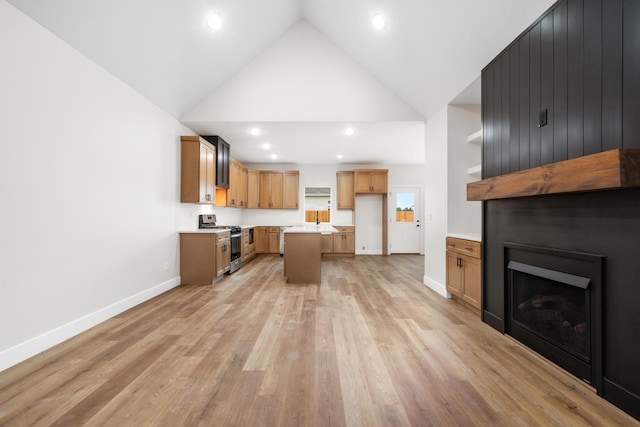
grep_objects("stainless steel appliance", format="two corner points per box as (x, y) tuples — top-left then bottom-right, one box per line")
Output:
(228, 226), (242, 273)
(198, 214), (242, 274)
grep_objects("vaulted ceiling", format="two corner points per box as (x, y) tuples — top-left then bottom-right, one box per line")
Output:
(7, 0), (555, 164)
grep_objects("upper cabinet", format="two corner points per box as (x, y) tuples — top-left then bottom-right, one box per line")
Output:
(227, 158), (248, 208)
(336, 171), (354, 209)
(259, 171), (299, 209)
(482, 0), (640, 179)
(354, 169), (388, 194)
(180, 136), (216, 204)
(282, 171), (299, 209)
(260, 171), (283, 209)
(247, 169), (260, 209)
(201, 135), (230, 188)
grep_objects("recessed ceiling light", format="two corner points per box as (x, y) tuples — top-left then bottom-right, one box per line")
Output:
(262, 143), (270, 150)
(372, 13), (387, 30)
(249, 128), (261, 136)
(270, 154), (278, 160)
(344, 128), (355, 136)
(337, 154), (344, 159)
(207, 13), (222, 30)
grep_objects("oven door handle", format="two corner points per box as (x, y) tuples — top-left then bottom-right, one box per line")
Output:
(231, 233), (242, 238)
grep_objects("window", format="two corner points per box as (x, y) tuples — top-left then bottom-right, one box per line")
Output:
(304, 186), (331, 223)
(395, 192), (415, 222)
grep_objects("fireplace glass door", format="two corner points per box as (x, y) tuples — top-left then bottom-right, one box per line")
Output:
(510, 265), (590, 362)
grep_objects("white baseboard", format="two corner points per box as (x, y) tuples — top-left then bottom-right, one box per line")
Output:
(424, 275), (451, 298)
(0, 277), (181, 372)
(355, 249), (384, 255)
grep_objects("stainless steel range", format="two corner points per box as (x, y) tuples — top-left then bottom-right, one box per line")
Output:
(198, 215), (242, 274)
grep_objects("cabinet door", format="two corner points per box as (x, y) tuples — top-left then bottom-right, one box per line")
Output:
(199, 143), (209, 203)
(321, 234), (334, 253)
(216, 239), (230, 276)
(354, 172), (372, 193)
(337, 171), (354, 209)
(227, 160), (238, 207)
(270, 173), (283, 208)
(282, 172), (299, 209)
(334, 233), (355, 253)
(259, 173), (271, 208)
(247, 170), (260, 209)
(239, 166), (248, 207)
(196, 142), (216, 203)
(342, 232), (355, 253)
(255, 227), (268, 253)
(268, 231), (280, 253)
(461, 256), (481, 309)
(370, 171), (388, 193)
(446, 251), (463, 296)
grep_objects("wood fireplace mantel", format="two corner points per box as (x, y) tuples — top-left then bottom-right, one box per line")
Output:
(467, 148), (640, 201)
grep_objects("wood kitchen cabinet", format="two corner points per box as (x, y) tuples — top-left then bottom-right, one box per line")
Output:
(180, 136), (216, 204)
(332, 226), (355, 254)
(247, 169), (260, 208)
(180, 231), (229, 285)
(336, 171), (354, 209)
(282, 171), (299, 209)
(321, 234), (334, 254)
(259, 172), (284, 209)
(227, 158), (248, 208)
(354, 169), (388, 194)
(257, 171), (300, 209)
(201, 135), (230, 189)
(216, 231), (231, 276)
(268, 227), (280, 254)
(242, 227), (256, 263)
(446, 237), (481, 311)
(255, 227), (268, 253)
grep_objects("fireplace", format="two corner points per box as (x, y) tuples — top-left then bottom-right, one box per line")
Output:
(504, 243), (603, 391)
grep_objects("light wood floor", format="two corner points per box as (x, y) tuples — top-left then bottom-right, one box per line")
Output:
(1, 255), (637, 426)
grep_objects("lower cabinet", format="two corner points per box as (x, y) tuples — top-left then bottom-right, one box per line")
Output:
(180, 232), (229, 285)
(323, 226), (355, 254)
(321, 234), (334, 253)
(255, 227), (268, 253)
(445, 237), (481, 310)
(241, 228), (256, 262)
(268, 227), (280, 254)
(216, 231), (231, 277)
(255, 226), (280, 254)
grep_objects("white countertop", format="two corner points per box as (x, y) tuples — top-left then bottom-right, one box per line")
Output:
(179, 229), (230, 234)
(447, 233), (481, 242)
(283, 224), (339, 235)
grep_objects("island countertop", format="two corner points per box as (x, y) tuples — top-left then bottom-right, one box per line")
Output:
(283, 225), (339, 235)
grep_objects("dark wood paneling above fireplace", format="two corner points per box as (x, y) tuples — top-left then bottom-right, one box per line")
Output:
(482, 0), (640, 180)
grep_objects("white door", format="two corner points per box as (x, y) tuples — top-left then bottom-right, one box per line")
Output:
(388, 187), (421, 254)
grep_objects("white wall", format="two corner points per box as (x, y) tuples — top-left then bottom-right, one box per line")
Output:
(183, 20), (423, 123)
(423, 107), (449, 296)
(447, 105), (482, 240)
(0, 1), (192, 370)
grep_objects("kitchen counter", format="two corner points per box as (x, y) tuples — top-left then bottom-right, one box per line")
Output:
(179, 229), (230, 234)
(283, 224), (338, 235)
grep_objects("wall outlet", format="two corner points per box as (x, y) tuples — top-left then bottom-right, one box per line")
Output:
(163, 261), (169, 271)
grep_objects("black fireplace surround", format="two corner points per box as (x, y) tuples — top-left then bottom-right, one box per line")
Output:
(483, 188), (640, 420)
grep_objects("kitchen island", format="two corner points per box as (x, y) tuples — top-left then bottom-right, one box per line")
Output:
(283, 225), (338, 283)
